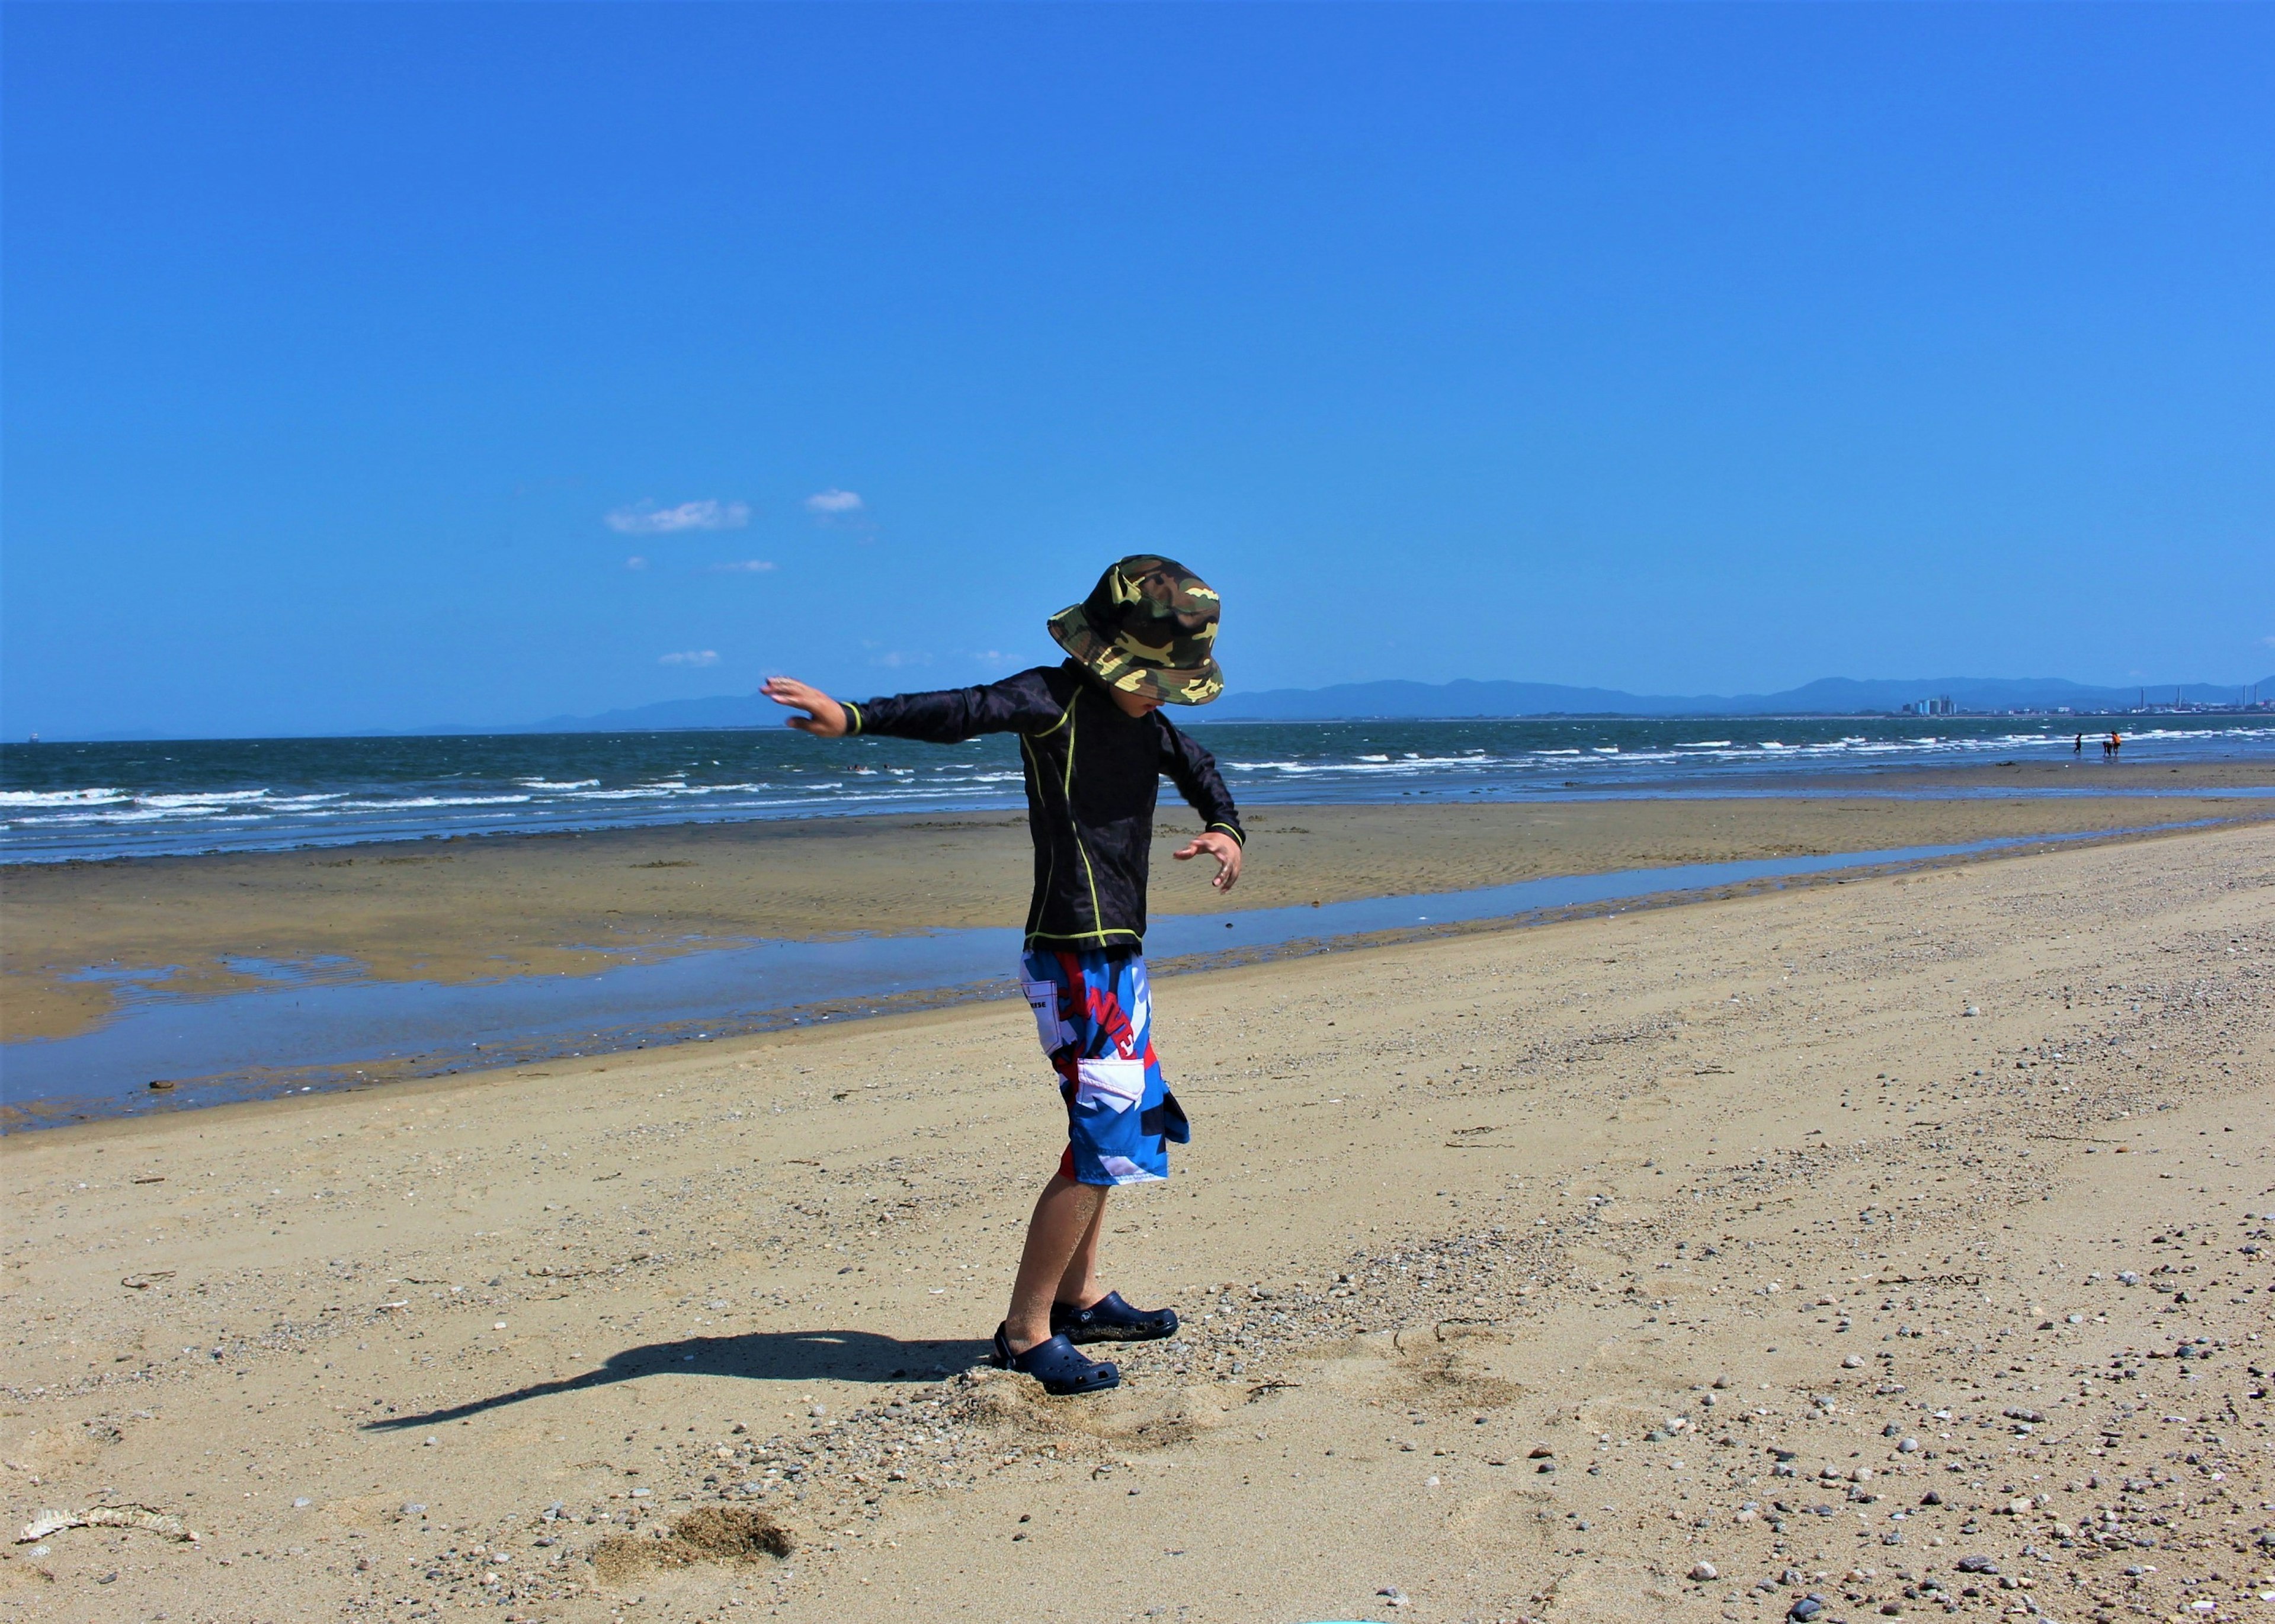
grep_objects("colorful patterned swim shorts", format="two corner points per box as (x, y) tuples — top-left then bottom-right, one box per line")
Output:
(1018, 946), (1190, 1186)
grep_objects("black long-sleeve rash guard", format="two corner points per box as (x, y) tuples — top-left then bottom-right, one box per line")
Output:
(844, 661), (1246, 949)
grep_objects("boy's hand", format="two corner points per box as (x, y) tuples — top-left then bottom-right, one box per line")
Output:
(1172, 830), (1242, 893)
(762, 676), (850, 737)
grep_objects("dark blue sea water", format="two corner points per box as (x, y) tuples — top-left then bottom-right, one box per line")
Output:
(4, 714), (2270, 863)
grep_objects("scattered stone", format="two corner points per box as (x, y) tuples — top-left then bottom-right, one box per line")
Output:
(1790, 1594), (1826, 1620)
(1843, 1355), (1865, 1369)
(1690, 1561), (1720, 1581)
(1956, 1556), (1998, 1575)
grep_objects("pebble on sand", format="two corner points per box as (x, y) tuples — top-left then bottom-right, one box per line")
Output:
(1690, 1562), (1720, 1581)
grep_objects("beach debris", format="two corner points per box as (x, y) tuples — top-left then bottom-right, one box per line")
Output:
(147, 1079), (175, 1091)
(120, 1272), (175, 1289)
(17, 1505), (199, 1544)
(1376, 1587), (1411, 1607)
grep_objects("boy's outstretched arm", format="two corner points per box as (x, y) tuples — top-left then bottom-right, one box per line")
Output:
(761, 677), (850, 737)
(765, 669), (1063, 742)
(1159, 721), (1245, 893)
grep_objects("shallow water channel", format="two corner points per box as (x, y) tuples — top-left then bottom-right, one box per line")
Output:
(0, 827), (2196, 1125)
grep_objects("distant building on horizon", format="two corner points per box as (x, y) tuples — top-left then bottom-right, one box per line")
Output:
(1902, 696), (1957, 717)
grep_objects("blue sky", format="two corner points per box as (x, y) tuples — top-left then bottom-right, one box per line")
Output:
(5, 4), (2271, 739)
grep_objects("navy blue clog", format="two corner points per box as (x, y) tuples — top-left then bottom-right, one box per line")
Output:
(991, 1323), (1121, 1395)
(1049, 1290), (1180, 1344)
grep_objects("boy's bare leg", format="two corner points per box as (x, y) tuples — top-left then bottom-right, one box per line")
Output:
(1055, 1187), (1112, 1311)
(1003, 1174), (1108, 1355)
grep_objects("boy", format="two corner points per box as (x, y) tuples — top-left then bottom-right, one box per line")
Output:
(762, 556), (1246, 1396)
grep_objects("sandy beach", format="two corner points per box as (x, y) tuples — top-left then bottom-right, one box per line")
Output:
(3, 814), (2269, 1623)
(7, 769), (2270, 1043)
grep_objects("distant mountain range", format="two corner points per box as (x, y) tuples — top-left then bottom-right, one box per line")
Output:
(395, 673), (2274, 736)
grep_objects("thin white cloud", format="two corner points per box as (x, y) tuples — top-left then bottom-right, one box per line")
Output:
(659, 650), (720, 667)
(706, 559), (777, 573)
(870, 649), (931, 669)
(804, 488), (863, 515)
(2260, 634), (2275, 650)
(605, 499), (751, 535)
(624, 556), (649, 570)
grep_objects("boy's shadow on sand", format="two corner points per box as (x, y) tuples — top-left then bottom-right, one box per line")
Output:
(363, 1330), (993, 1432)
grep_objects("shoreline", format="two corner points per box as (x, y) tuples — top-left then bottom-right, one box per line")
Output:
(7, 775), (2273, 1044)
(2, 824), (2266, 1622)
(4, 768), (2272, 1047)
(2, 809), (2260, 1132)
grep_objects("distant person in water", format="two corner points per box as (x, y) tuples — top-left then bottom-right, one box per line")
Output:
(761, 557), (1245, 1398)
(2074, 732), (2084, 756)
(2111, 730), (2123, 760)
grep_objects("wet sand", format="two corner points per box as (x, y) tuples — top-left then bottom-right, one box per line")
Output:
(7, 766), (2270, 1041)
(1, 822), (2269, 1622)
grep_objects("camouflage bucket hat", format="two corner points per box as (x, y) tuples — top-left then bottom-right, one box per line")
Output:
(1046, 555), (1224, 705)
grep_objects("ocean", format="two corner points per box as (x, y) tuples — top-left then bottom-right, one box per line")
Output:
(4, 713), (2270, 864)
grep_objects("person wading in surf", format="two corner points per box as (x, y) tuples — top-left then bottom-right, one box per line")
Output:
(762, 556), (1245, 1395)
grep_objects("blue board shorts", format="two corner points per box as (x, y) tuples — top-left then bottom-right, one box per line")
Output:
(1018, 946), (1191, 1186)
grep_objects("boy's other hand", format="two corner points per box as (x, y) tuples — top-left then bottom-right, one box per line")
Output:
(762, 676), (850, 738)
(1172, 830), (1242, 893)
